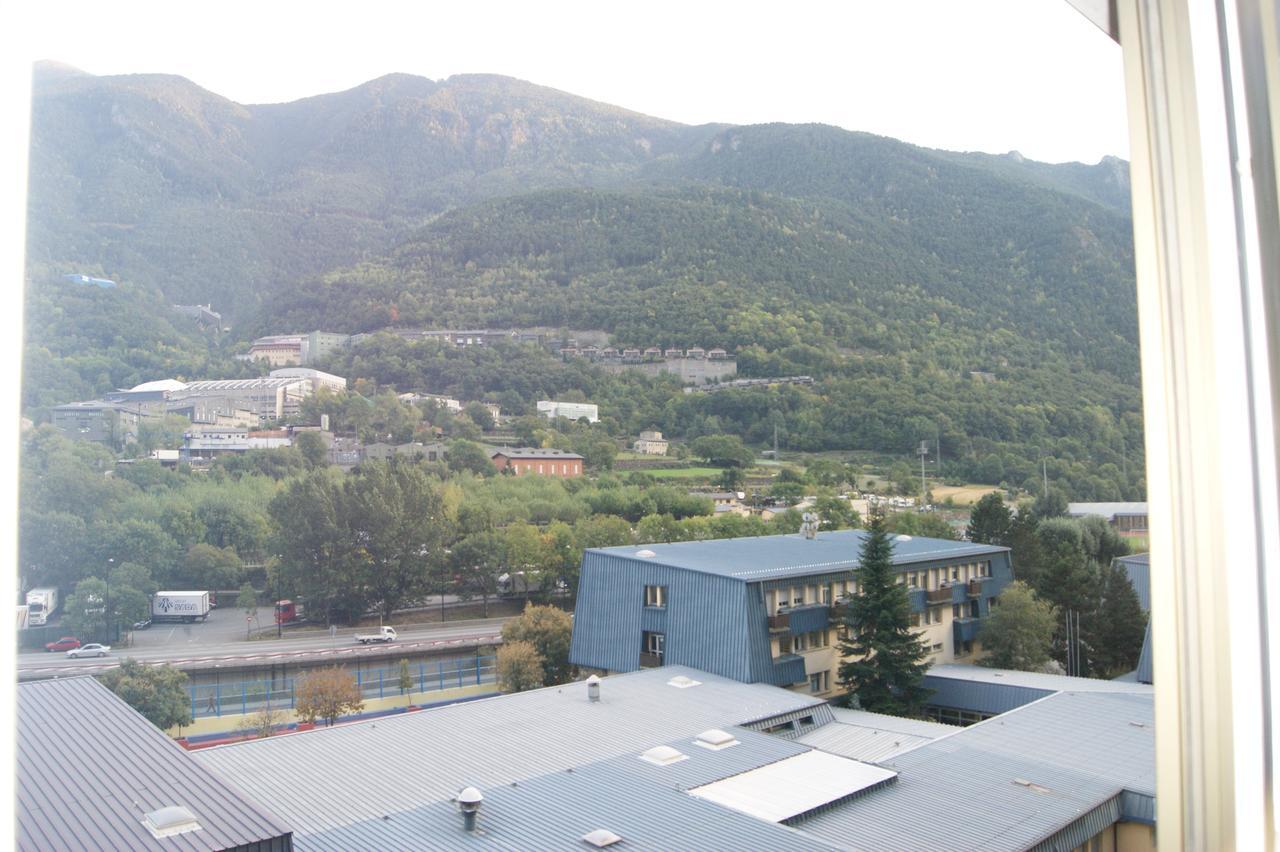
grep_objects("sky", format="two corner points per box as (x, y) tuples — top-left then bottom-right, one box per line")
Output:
(9, 0), (1129, 165)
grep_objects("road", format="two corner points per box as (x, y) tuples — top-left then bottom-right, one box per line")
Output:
(17, 616), (510, 678)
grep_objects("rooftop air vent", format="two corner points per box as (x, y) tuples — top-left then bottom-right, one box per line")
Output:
(142, 806), (201, 839)
(587, 674), (601, 702)
(667, 675), (702, 689)
(640, 745), (689, 766)
(635, 549), (657, 558)
(457, 786), (483, 831)
(582, 828), (623, 847)
(694, 729), (740, 750)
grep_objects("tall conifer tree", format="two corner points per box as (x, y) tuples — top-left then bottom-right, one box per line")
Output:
(836, 509), (932, 715)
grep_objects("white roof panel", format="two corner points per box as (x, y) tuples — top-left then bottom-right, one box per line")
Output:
(687, 750), (896, 822)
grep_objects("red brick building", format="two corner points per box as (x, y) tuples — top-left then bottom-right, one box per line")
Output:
(488, 447), (584, 477)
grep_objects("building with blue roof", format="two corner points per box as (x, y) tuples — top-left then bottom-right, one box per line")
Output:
(569, 528), (1012, 700)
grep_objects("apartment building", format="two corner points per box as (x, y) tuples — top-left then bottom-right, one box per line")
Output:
(570, 529), (1012, 699)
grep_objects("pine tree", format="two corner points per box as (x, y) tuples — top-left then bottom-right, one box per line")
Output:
(835, 510), (932, 715)
(966, 492), (1013, 546)
(1086, 563), (1148, 677)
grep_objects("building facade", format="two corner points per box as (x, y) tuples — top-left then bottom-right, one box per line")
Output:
(51, 400), (144, 445)
(489, 447), (584, 477)
(633, 429), (669, 455)
(1068, 502), (1150, 536)
(536, 400), (599, 423)
(570, 529), (1013, 699)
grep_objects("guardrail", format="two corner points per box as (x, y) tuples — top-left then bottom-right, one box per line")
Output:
(188, 655), (497, 719)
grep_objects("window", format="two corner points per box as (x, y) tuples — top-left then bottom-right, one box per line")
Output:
(931, 643), (944, 653)
(952, 604), (962, 619)
(951, 567), (960, 581)
(645, 631), (664, 656)
(988, 597), (998, 610)
(644, 585), (667, 608)
(821, 585), (831, 604)
(808, 671), (829, 693)
(910, 613), (921, 628)
(778, 635), (792, 655)
(794, 633), (808, 652)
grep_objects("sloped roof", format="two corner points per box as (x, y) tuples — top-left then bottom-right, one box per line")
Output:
(590, 529), (1008, 582)
(17, 677), (292, 851)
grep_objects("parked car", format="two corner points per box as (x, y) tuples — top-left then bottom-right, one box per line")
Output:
(132, 618), (152, 630)
(67, 643), (110, 659)
(45, 636), (80, 652)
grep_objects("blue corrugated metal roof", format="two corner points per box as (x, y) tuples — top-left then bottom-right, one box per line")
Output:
(1136, 621), (1154, 683)
(591, 528), (1009, 582)
(1117, 553), (1152, 611)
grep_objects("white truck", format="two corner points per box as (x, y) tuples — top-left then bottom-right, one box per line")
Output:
(354, 626), (398, 644)
(151, 591), (211, 623)
(26, 587), (59, 626)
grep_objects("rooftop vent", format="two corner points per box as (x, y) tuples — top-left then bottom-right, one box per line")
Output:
(635, 549), (657, 558)
(586, 674), (601, 702)
(142, 806), (201, 839)
(667, 675), (702, 689)
(694, 728), (740, 750)
(582, 828), (623, 847)
(457, 786), (483, 831)
(640, 745), (689, 766)
(1012, 778), (1051, 794)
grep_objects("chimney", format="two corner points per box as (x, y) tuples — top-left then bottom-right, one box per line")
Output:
(457, 787), (483, 831)
(587, 674), (601, 702)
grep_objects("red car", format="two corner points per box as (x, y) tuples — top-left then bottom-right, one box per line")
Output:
(45, 636), (80, 652)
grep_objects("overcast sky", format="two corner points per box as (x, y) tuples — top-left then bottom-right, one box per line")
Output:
(13, 0), (1128, 164)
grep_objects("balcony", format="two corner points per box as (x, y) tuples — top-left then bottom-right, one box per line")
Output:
(786, 603), (830, 634)
(770, 653), (807, 686)
(953, 617), (982, 644)
(907, 588), (926, 612)
(768, 612), (791, 634)
(926, 587), (953, 605)
(967, 577), (989, 597)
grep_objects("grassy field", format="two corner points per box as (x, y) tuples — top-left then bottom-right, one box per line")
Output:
(644, 467), (724, 480)
(931, 484), (1001, 506)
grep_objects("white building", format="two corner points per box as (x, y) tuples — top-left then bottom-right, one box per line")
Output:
(173, 377), (311, 421)
(537, 400), (599, 423)
(633, 429), (669, 455)
(269, 367), (347, 394)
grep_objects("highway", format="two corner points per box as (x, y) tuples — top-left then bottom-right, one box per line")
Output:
(17, 615), (511, 678)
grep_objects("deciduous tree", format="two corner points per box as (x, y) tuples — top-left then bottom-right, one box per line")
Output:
(496, 640), (545, 693)
(295, 667), (364, 726)
(978, 581), (1058, 671)
(501, 603), (575, 686)
(100, 660), (193, 731)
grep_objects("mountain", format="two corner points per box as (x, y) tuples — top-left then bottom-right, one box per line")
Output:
(26, 66), (717, 314)
(24, 65), (1144, 499)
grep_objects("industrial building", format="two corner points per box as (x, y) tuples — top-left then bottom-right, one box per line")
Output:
(20, 663), (1153, 851)
(536, 399), (599, 423)
(569, 529), (1013, 699)
(487, 446), (584, 477)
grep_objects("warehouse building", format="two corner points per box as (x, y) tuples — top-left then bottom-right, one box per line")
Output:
(569, 529), (1012, 699)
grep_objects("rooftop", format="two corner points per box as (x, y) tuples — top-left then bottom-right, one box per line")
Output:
(796, 706), (958, 763)
(486, 446), (584, 460)
(191, 666), (823, 839)
(1067, 501), (1149, 518)
(590, 528), (1009, 582)
(17, 677), (291, 851)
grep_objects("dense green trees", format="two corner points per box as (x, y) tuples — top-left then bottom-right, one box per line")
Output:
(836, 512), (932, 715)
(966, 492), (1013, 545)
(978, 582), (1058, 672)
(500, 604), (575, 686)
(99, 661), (193, 731)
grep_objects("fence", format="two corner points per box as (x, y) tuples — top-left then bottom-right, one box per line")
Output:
(188, 655), (497, 719)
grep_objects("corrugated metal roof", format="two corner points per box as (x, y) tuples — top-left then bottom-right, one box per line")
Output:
(797, 707), (957, 762)
(17, 677), (293, 852)
(1116, 553), (1152, 611)
(688, 750), (897, 822)
(793, 690), (1153, 851)
(191, 666), (823, 840)
(1067, 502), (1149, 519)
(1135, 622), (1154, 683)
(928, 664), (1154, 695)
(301, 750), (842, 852)
(589, 529), (1009, 582)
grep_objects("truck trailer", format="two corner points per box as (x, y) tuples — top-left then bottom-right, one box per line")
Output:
(151, 591), (211, 623)
(25, 587), (59, 626)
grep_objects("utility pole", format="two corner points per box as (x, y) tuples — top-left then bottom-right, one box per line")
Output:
(1042, 457), (1049, 498)
(917, 440), (930, 505)
(773, 424), (779, 459)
